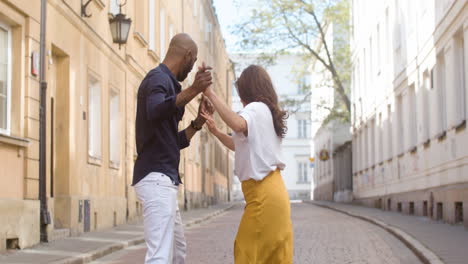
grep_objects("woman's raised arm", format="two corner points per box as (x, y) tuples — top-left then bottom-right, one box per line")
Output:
(203, 87), (248, 135)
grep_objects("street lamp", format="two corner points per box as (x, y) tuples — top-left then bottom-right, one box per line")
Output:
(109, 1), (131, 49)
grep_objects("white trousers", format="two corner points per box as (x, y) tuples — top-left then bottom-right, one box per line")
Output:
(135, 172), (186, 264)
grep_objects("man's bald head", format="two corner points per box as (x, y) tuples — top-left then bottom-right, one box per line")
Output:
(167, 33), (198, 58)
(164, 33), (198, 82)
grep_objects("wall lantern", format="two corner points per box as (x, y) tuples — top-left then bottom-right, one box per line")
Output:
(319, 149), (330, 161)
(109, 0), (131, 49)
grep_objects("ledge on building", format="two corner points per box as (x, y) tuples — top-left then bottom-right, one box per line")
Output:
(423, 139), (431, 148)
(109, 161), (120, 170)
(88, 155), (102, 166)
(147, 49), (160, 63)
(455, 119), (466, 133)
(436, 131), (447, 141)
(409, 146), (417, 154)
(134, 32), (148, 48)
(0, 133), (30, 148)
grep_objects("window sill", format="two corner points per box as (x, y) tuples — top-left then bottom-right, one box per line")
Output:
(134, 32), (148, 48)
(0, 133), (30, 148)
(423, 139), (431, 148)
(148, 49), (160, 62)
(109, 161), (120, 170)
(436, 131), (447, 141)
(455, 120), (466, 133)
(88, 155), (102, 166)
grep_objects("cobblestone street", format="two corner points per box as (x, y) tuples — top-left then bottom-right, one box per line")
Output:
(90, 203), (422, 264)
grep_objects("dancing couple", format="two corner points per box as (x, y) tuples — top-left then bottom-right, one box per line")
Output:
(133, 33), (293, 264)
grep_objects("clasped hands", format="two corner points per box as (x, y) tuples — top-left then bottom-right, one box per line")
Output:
(192, 62), (217, 129)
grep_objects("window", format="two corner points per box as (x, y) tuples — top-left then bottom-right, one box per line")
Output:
(159, 8), (166, 60)
(378, 113), (384, 163)
(298, 76), (310, 94)
(204, 20), (209, 42)
(369, 119), (375, 166)
(376, 24), (381, 75)
(396, 95), (404, 154)
(419, 71), (430, 143)
(408, 85), (417, 149)
(297, 119), (309, 138)
(109, 89), (120, 166)
(453, 31), (466, 126)
(199, 6), (203, 28)
(88, 75), (102, 159)
(436, 52), (447, 134)
(109, 0), (119, 15)
(363, 125), (368, 168)
(0, 22), (11, 134)
(387, 104), (393, 159)
(169, 24), (174, 41)
(193, 0), (198, 17)
(148, 0), (155, 51)
(297, 161), (309, 183)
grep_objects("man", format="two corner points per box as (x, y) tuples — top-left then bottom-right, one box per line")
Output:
(133, 33), (213, 264)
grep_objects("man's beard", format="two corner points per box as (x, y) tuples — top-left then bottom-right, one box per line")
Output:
(177, 63), (193, 82)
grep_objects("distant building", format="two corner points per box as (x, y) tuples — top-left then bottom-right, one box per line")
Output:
(351, 0), (468, 227)
(230, 53), (312, 200)
(310, 20), (352, 201)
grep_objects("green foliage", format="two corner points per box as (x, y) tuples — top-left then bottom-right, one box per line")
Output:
(233, 0), (351, 124)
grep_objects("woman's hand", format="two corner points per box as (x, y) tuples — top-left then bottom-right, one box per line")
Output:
(203, 86), (215, 100)
(200, 111), (219, 135)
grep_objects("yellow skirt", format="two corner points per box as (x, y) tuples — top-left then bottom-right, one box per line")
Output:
(234, 169), (293, 264)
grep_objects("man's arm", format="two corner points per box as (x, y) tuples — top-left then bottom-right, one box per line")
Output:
(178, 117), (204, 149)
(178, 95), (214, 149)
(175, 64), (212, 108)
(147, 64), (212, 121)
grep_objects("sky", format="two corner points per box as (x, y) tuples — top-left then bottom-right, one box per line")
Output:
(212, 0), (259, 53)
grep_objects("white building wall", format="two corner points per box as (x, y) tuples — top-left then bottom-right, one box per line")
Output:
(230, 54), (312, 200)
(351, 0), (468, 200)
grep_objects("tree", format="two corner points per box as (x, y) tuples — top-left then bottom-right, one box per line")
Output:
(233, 0), (351, 122)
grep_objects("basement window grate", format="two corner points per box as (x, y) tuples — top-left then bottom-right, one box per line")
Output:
(455, 202), (463, 224)
(409, 202), (415, 215)
(6, 238), (19, 250)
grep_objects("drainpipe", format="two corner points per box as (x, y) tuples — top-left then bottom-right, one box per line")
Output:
(39, 0), (50, 242)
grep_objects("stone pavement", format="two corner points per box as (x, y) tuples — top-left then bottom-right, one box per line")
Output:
(310, 201), (468, 264)
(0, 203), (235, 264)
(89, 203), (423, 264)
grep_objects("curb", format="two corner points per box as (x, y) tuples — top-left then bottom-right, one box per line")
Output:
(306, 201), (444, 264)
(49, 204), (236, 264)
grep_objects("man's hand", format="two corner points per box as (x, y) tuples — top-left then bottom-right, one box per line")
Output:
(194, 96), (213, 127)
(191, 62), (212, 93)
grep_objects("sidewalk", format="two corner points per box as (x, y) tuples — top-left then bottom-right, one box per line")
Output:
(308, 200), (468, 264)
(0, 203), (236, 264)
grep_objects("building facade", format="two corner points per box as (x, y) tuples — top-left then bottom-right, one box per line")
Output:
(351, 0), (468, 227)
(0, 0), (233, 251)
(313, 121), (352, 201)
(231, 53), (312, 201)
(310, 20), (352, 201)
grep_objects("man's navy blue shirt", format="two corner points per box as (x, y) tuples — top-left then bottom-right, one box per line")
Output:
(133, 64), (190, 186)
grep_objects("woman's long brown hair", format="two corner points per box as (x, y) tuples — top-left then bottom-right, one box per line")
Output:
(236, 65), (288, 138)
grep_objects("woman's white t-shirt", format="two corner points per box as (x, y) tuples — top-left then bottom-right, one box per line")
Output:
(233, 102), (286, 181)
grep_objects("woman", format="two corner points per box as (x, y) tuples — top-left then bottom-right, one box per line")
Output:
(201, 65), (293, 264)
